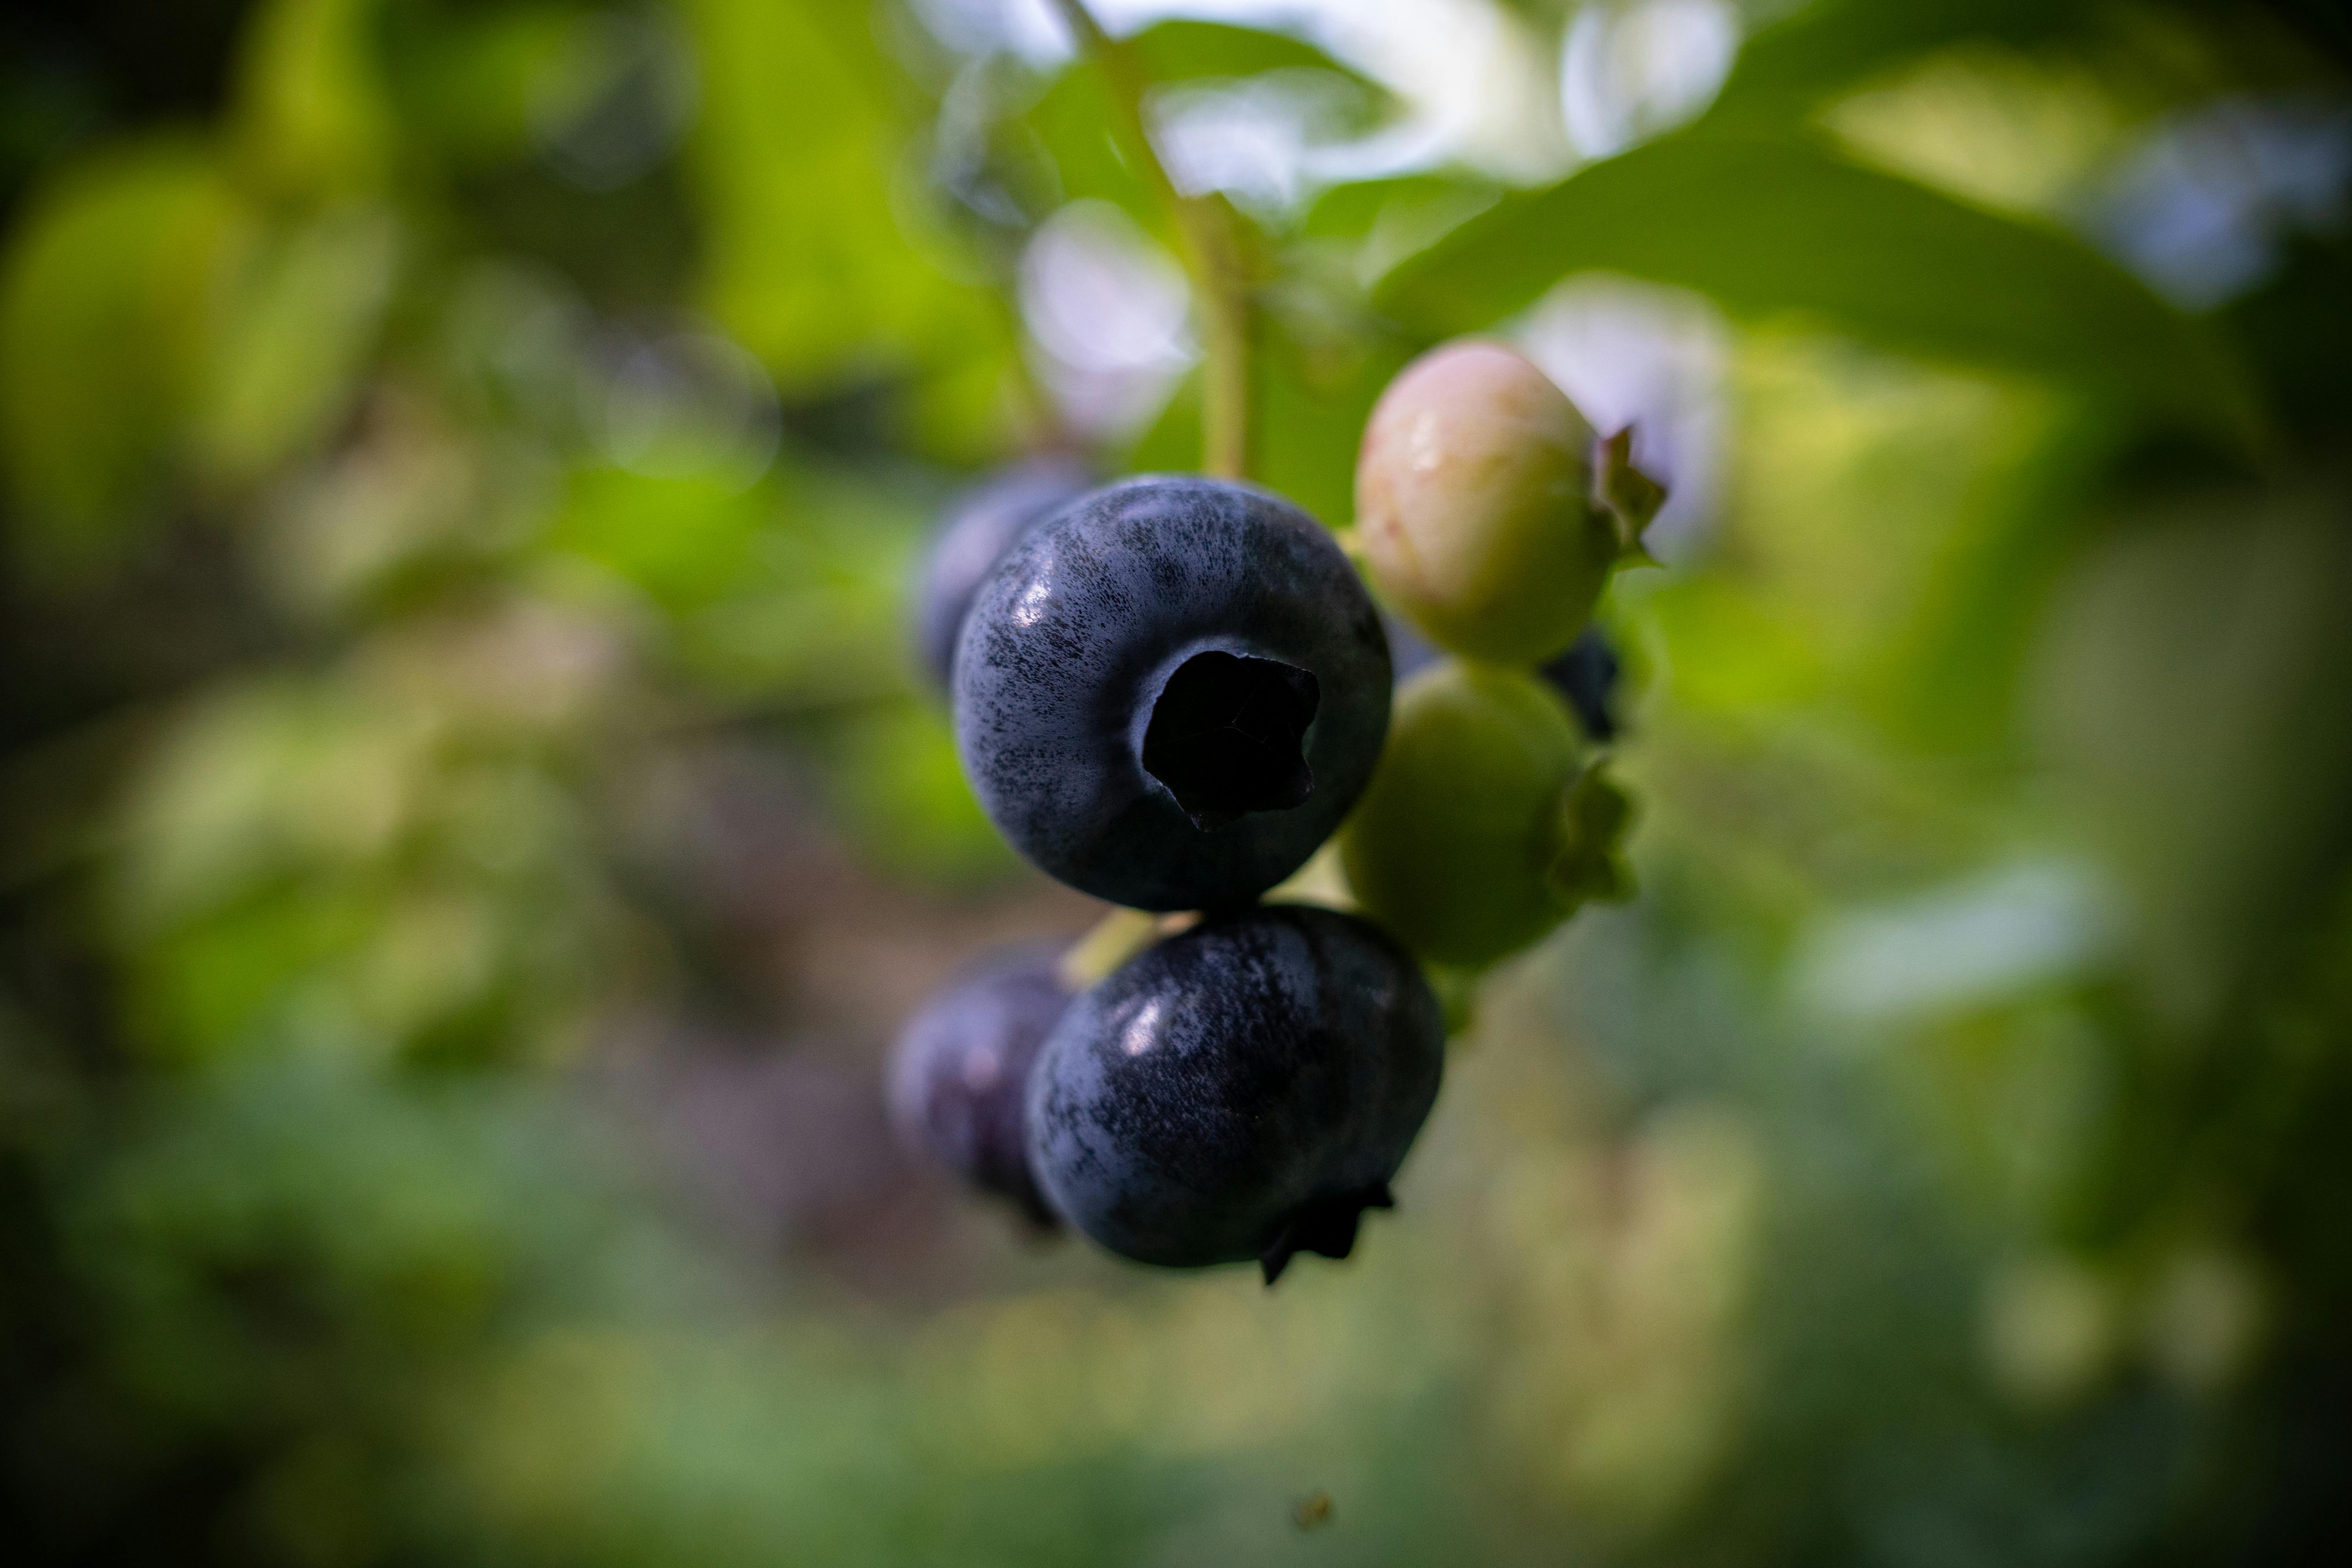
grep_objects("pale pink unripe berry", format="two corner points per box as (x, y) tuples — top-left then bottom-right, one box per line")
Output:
(1354, 339), (1653, 666)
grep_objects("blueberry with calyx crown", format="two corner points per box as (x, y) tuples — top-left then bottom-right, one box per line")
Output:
(954, 474), (1391, 912)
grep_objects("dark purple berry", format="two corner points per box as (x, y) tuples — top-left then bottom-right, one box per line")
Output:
(888, 942), (1071, 1225)
(1538, 625), (1622, 742)
(912, 457), (1094, 690)
(1025, 904), (1443, 1283)
(1381, 608), (1442, 685)
(953, 475), (1391, 911)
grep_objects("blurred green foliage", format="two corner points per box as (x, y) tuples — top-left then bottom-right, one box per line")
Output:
(3, 2), (2350, 1566)
(1379, 134), (2262, 443)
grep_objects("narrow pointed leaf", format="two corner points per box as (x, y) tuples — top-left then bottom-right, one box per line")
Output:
(1376, 133), (2263, 447)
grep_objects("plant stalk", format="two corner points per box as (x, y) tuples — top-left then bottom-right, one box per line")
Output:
(1044, 0), (1252, 480)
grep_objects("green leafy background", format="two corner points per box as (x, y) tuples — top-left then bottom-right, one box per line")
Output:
(3, 2), (2349, 1564)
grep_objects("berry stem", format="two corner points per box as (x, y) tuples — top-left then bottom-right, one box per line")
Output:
(1045, 0), (1252, 480)
(1059, 908), (1199, 989)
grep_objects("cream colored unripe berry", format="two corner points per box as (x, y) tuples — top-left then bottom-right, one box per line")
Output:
(1354, 339), (1654, 666)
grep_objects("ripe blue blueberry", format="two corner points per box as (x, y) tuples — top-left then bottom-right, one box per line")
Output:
(888, 941), (1072, 1225)
(954, 475), (1392, 911)
(1025, 904), (1444, 1282)
(1539, 625), (1622, 742)
(911, 457), (1094, 690)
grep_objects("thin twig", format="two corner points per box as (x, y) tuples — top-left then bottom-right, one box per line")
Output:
(1043, 0), (1252, 479)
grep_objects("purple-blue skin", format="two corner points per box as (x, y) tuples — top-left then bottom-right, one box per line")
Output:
(1025, 904), (1443, 1284)
(1538, 625), (1622, 742)
(1393, 609), (1619, 741)
(912, 457), (1095, 690)
(1381, 608), (1441, 684)
(953, 475), (1392, 912)
(888, 942), (1072, 1226)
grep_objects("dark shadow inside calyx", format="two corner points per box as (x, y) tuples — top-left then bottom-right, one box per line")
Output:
(1141, 650), (1319, 830)
(1260, 1183), (1394, 1286)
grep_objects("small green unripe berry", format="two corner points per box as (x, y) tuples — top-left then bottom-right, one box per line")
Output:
(1339, 661), (1633, 969)
(1354, 340), (1658, 666)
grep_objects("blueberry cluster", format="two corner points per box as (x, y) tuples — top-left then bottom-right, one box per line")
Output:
(1342, 339), (1650, 971)
(890, 341), (1659, 1285)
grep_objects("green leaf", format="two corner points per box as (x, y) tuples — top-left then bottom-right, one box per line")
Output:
(680, 0), (1013, 447)
(671, 466), (924, 702)
(0, 140), (249, 566)
(195, 203), (401, 485)
(1299, 174), (1499, 243)
(1120, 313), (1414, 531)
(1376, 132), (2262, 446)
(230, 0), (397, 196)
(376, 2), (584, 171)
(819, 701), (1017, 889)
(1122, 20), (1384, 96)
(1700, 0), (2092, 130)
(135, 882), (378, 1060)
(1025, 20), (1393, 234)
(545, 466), (766, 613)
(1250, 316), (1417, 531)
(1023, 53), (1168, 240)
(1123, 364), (1203, 475)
